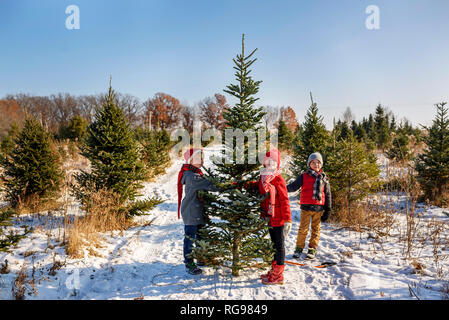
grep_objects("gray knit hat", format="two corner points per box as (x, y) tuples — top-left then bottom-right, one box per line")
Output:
(307, 152), (323, 167)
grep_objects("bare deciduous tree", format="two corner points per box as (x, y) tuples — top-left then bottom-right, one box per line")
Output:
(144, 93), (183, 130)
(181, 105), (196, 134)
(262, 106), (279, 129)
(199, 93), (228, 130)
(343, 107), (355, 124)
(278, 106), (299, 131)
(0, 98), (25, 136)
(114, 93), (143, 128)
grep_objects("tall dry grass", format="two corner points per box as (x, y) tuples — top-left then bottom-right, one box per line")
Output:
(331, 197), (396, 239)
(65, 188), (134, 258)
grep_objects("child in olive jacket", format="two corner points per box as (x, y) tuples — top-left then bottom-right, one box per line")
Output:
(286, 152), (332, 259)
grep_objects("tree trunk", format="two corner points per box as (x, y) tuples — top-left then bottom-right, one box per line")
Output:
(232, 234), (240, 276)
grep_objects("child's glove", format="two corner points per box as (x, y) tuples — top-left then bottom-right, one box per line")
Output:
(283, 221), (292, 238)
(321, 209), (331, 222)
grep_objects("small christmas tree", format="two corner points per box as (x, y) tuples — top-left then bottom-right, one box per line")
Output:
(137, 128), (171, 180)
(334, 119), (352, 142)
(72, 81), (163, 218)
(191, 34), (273, 276)
(59, 115), (88, 141)
(374, 104), (391, 151)
(326, 132), (380, 218)
(277, 119), (294, 151)
(415, 102), (449, 205)
(0, 117), (62, 209)
(386, 132), (412, 163)
(290, 93), (330, 176)
(0, 123), (20, 157)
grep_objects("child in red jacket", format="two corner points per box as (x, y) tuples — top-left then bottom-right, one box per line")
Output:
(256, 149), (292, 285)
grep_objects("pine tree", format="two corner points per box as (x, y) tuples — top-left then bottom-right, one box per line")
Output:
(72, 82), (163, 218)
(277, 119), (294, 151)
(334, 119), (352, 142)
(191, 34), (273, 276)
(138, 128), (171, 180)
(390, 115), (397, 133)
(0, 207), (32, 252)
(326, 132), (380, 218)
(374, 104), (391, 151)
(0, 117), (62, 208)
(367, 114), (377, 143)
(290, 93), (330, 176)
(352, 120), (367, 142)
(0, 123), (19, 157)
(415, 102), (449, 205)
(387, 132), (412, 163)
(59, 115), (88, 141)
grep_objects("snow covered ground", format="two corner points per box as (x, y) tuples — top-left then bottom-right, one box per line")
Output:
(0, 145), (448, 300)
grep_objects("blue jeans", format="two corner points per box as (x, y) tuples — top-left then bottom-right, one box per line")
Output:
(183, 224), (203, 264)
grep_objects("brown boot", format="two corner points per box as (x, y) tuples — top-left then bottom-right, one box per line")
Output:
(262, 264), (284, 285)
(260, 260), (276, 282)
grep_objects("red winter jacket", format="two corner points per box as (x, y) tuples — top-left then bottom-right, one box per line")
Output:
(249, 175), (292, 227)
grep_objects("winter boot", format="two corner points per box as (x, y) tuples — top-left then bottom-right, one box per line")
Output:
(185, 262), (202, 275)
(306, 247), (316, 260)
(260, 260), (277, 282)
(293, 246), (303, 259)
(262, 264), (285, 285)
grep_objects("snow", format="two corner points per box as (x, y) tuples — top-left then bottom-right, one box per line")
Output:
(0, 145), (448, 300)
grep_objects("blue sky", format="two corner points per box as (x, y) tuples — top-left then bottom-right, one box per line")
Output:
(0, 0), (448, 128)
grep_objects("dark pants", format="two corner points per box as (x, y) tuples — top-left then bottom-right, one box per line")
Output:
(183, 224), (203, 264)
(269, 226), (285, 266)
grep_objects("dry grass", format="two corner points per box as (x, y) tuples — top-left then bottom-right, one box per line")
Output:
(331, 199), (396, 239)
(65, 188), (134, 258)
(411, 259), (426, 276)
(14, 194), (62, 215)
(11, 264), (38, 300)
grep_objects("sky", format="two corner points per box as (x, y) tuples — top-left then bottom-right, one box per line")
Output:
(0, 0), (448, 128)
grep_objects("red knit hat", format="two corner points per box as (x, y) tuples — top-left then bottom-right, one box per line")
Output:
(183, 148), (202, 163)
(262, 149), (280, 169)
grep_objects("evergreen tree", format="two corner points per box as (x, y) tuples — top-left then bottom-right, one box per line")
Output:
(59, 115), (88, 141)
(191, 34), (273, 276)
(367, 114), (377, 143)
(72, 82), (163, 218)
(386, 132), (412, 163)
(352, 120), (367, 142)
(390, 115), (397, 133)
(292, 124), (303, 146)
(326, 132), (380, 218)
(0, 117), (62, 208)
(290, 93), (330, 176)
(277, 119), (293, 151)
(0, 123), (19, 157)
(374, 104), (391, 150)
(334, 119), (352, 142)
(415, 102), (449, 205)
(137, 128), (171, 180)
